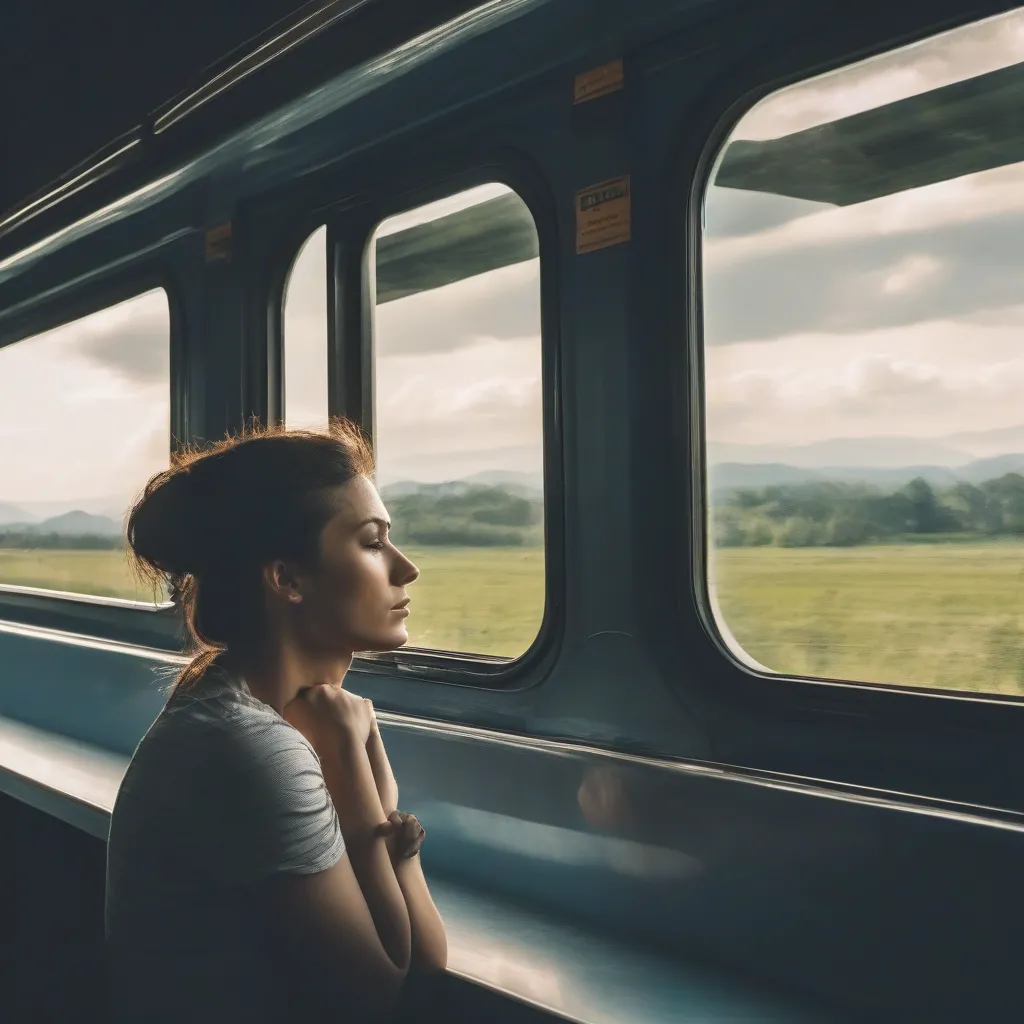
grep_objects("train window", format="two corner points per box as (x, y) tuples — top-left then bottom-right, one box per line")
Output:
(702, 8), (1024, 696)
(283, 225), (329, 430)
(369, 185), (545, 659)
(0, 289), (170, 603)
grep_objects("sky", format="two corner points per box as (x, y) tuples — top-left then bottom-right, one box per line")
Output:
(4, 7), (1024, 511)
(283, 183), (544, 485)
(0, 289), (169, 510)
(705, 6), (1024, 465)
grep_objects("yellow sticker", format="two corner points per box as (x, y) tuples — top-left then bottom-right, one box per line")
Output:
(576, 176), (631, 254)
(205, 222), (233, 262)
(574, 59), (624, 104)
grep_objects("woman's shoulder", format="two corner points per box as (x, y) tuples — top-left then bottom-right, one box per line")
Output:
(163, 666), (270, 728)
(146, 669), (313, 777)
(117, 672), (322, 840)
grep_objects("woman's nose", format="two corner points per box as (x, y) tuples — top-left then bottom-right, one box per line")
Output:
(394, 551), (419, 585)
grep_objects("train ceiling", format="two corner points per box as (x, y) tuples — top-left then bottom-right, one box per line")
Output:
(0, 0), (307, 219)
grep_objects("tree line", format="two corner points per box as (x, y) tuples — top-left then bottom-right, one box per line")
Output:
(387, 486), (543, 547)
(714, 473), (1024, 548)
(0, 532), (122, 550)
(0, 486), (545, 551)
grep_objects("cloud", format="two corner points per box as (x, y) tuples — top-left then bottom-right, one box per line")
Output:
(0, 308), (170, 503)
(283, 223), (541, 361)
(705, 315), (1024, 446)
(703, 163), (1024, 345)
(700, 22), (1024, 455)
(374, 258), (540, 356)
(373, 335), (543, 482)
(703, 188), (832, 238)
(734, 8), (1024, 141)
(64, 289), (170, 385)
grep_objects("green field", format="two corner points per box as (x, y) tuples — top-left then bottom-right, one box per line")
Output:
(0, 546), (546, 659)
(9, 542), (1024, 692)
(0, 549), (161, 603)
(399, 545), (545, 656)
(712, 542), (1024, 695)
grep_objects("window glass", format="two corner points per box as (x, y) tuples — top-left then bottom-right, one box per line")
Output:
(371, 185), (545, 659)
(283, 226), (329, 430)
(0, 289), (170, 602)
(703, 8), (1024, 695)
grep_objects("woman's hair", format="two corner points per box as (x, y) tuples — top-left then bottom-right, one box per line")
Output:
(127, 418), (374, 691)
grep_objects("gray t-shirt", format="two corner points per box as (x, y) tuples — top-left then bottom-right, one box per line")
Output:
(105, 667), (346, 1023)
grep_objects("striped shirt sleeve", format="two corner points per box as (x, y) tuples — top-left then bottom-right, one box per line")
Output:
(189, 709), (346, 885)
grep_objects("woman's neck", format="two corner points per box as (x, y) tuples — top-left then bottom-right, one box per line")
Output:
(232, 644), (353, 714)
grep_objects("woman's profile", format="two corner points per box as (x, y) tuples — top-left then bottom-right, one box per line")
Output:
(105, 418), (447, 1023)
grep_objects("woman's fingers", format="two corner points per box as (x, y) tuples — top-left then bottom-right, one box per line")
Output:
(400, 816), (424, 857)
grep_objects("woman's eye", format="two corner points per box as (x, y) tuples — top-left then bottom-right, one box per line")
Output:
(367, 540), (385, 550)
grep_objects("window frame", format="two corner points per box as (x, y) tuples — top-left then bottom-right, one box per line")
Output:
(273, 154), (563, 689)
(0, 265), (187, 650)
(677, 5), (1024, 720)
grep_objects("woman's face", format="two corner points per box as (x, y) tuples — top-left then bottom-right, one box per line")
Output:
(294, 475), (419, 655)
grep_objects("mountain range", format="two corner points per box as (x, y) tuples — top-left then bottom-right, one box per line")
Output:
(380, 470), (543, 501)
(710, 453), (1024, 493)
(0, 510), (124, 536)
(707, 423), (1024, 470)
(8, 445), (1024, 529)
(0, 471), (545, 534)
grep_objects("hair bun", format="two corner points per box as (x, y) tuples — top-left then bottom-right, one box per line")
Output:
(127, 464), (210, 580)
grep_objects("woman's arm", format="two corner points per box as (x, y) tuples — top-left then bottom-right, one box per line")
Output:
(252, 686), (415, 1020)
(393, 854), (448, 976)
(321, 736), (412, 973)
(366, 717), (399, 816)
(365, 722), (446, 974)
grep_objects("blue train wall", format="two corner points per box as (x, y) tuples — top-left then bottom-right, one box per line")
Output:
(2, 0), (1023, 1020)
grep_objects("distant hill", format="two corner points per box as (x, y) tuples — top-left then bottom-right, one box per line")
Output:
(943, 424), (1024, 459)
(462, 470), (543, 497)
(0, 510), (123, 537)
(711, 463), (825, 491)
(707, 437), (973, 470)
(381, 471), (543, 501)
(41, 511), (123, 537)
(956, 453), (1024, 483)
(381, 480), (475, 500)
(0, 503), (32, 526)
(710, 455), (1024, 496)
(707, 424), (1024, 469)
(0, 493), (129, 521)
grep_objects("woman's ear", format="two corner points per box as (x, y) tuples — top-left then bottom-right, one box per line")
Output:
(262, 560), (304, 605)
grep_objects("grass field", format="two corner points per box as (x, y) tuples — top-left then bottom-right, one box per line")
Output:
(712, 542), (1024, 695)
(0, 549), (161, 603)
(0, 546), (546, 659)
(8, 542), (1024, 693)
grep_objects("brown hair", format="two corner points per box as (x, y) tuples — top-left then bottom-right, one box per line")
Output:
(127, 418), (374, 690)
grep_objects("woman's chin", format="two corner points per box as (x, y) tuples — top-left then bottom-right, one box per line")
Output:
(360, 630), (410, 654)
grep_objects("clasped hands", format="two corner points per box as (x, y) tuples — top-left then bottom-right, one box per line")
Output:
(283, 683), (425, 862)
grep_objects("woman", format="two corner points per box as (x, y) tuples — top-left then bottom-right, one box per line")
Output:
(105, 419), (447, 1023)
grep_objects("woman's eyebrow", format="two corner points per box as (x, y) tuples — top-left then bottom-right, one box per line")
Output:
(358, 515), (391, 529)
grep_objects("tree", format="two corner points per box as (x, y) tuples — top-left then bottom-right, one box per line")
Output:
(775, 516), (824, 547)
(902, 478), (956, 534)
(824, 513), (871, 547)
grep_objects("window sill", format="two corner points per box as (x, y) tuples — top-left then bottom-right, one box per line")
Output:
(0, 714), (814, 1024)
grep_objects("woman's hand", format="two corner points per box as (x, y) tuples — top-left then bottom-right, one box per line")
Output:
(366, 711), (399, 814)
(378, 811), (425, 861)
(283, 684), (375, 755)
